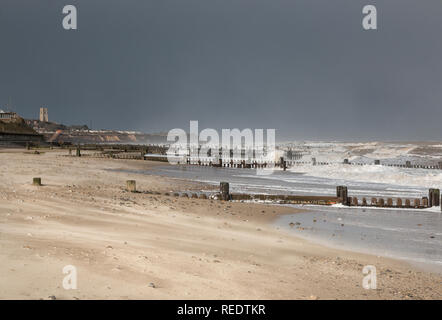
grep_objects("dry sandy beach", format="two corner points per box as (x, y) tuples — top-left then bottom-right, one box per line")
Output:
(0, 149), (441, 300)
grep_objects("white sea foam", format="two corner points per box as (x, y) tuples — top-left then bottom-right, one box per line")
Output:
(290, 164), (442, 189)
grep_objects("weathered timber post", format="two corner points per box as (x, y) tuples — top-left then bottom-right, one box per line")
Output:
(397, 198), (402, 207)
(371, 198), (377, 206)
(342, 187), (349, 206)
(378, 198), (385, 207)
(429, 189), (440, 207)
(422, 197), (429, 207)
(220, 182), (230, 201)
(126, 180), (136, 193)
(279, 157), (284, 168)
(33, 177), (42, 186)
(414, 198), (420, 208)
(76, 147), (81, 157)
(352, 197), (358, 206)
(387, 198), (393, 207)
(336, 186), (349, 205)
(336, 186), (342, 202)
(362, 198), (367, 206)
(336, 186), (342, 198)
(405, 199), (411, 207)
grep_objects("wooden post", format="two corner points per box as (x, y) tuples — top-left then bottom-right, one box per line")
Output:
(126, 180), (136, 193)
(422, 197), (429, 207)
(429, 189), (434, 207)
(396, 198), (402, 207)
(352, 197), (358, 206)
(387, 198), (393, 207)
(33, 177), (41, 186)
(336, 186), (342, 198)
(343, 159), (349, 164)
(76, 147), (81, 157)
(414, 198), (420, 208)
(429, 189), (440, 207)
(405, 199), (411, 207)
(362, 198), (367, 206)
(374, 160), (380, 165)
(406, 161), (411, 168)
(378, 198), (385, 207)
(220, 182), (230, 201)
(336, 186), (348, 205)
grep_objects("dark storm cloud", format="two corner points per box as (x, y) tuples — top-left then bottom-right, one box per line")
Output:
(1, 0), (441, 141)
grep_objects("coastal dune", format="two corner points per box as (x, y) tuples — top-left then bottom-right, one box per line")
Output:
(0, 149), (441, 299)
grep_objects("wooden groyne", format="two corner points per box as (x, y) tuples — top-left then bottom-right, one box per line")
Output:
(218, 182), (442, 211)
(230, 193), (339, 205)
(334, 185), (441, 210)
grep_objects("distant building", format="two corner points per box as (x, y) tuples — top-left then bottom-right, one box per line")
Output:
(0, 109), (18, 121)
(40, 107), (48, 122)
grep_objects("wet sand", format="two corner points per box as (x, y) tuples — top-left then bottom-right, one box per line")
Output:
(0, 149), (441, 299)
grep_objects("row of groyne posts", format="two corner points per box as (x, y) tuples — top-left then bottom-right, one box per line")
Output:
(293, 158), (442, 170)
(66, 145), (145, 159)
(218, 182), (442, 211)
(183, 156), (288, 170)
(66, 145), (290, 170)
(336, 186), (441, 210)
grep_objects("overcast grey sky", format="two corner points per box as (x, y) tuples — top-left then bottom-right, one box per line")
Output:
(1, 0), (441, 141)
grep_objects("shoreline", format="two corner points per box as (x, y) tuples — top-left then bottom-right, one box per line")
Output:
(275, 213), (442, 275)
(272, 204), (442, 275)
(0, 149), (441, 299)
